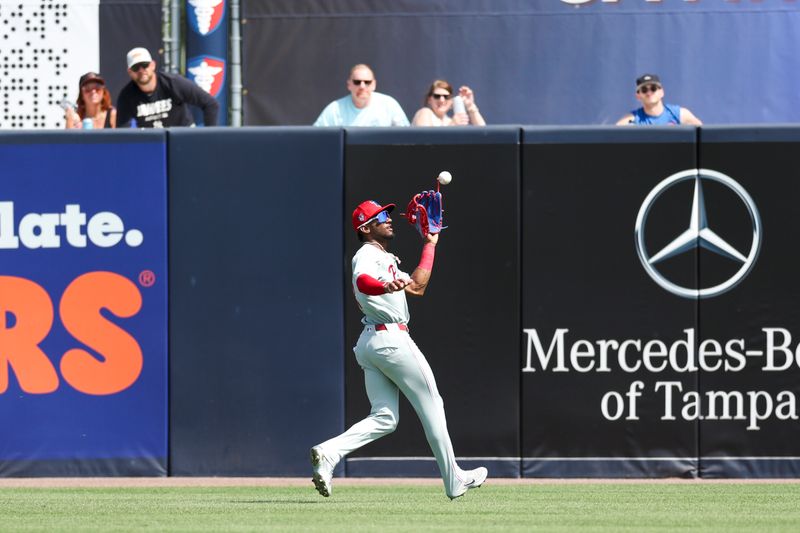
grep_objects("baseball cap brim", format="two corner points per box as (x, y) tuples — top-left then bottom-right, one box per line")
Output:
(635, 74), (662, 90)
(126, 47), (153, 69)
(79, 73), (105, 87)
(636, 81), (662, 90)
(360, 203), (395, 225)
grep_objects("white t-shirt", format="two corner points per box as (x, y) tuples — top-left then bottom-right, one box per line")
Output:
(314, 92), (410, 127)
(352, 243), (411, 325)
(411, 107), (454, 126)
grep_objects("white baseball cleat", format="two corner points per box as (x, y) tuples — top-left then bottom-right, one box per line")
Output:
(449, 467), (488, 500)
(310, 446), (335, 497)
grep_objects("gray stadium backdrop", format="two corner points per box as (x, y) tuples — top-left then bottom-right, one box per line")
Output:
(2, 1), (800, 128)
(241, 1), (800, 126)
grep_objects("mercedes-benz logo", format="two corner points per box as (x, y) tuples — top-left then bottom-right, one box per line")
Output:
(635, 169), (762, 299)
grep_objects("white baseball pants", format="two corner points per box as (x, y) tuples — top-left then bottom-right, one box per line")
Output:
(316, 323), (470, 498)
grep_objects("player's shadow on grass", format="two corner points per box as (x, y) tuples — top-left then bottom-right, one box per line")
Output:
(229, 500), (331, 504)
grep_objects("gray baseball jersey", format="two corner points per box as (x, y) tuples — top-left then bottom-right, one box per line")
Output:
(351, 242), (411, 325)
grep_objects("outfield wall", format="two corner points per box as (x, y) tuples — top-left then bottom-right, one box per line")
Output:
(1, 126), (799, 478)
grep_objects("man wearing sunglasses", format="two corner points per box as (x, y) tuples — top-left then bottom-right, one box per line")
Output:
(116, 47), (219, 128)
(616, 73), (702, 126)
(309, 200), (487, 500)
(314, 64), (409, 127)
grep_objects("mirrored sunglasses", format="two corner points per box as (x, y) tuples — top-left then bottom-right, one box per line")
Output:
(360, 210), (390, 228)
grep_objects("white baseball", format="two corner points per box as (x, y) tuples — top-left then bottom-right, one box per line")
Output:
(437, 171), (452, 185)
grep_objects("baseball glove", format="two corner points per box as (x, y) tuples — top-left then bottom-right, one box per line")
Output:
(404, 190), (444, 237)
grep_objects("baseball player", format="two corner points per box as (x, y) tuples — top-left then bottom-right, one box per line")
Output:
(310, 200), (487, 500)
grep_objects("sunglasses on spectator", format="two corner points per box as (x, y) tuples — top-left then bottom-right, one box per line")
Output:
(430, 93), (451, 100)
(637, 84), (661, 94)
(351, 79), (373, 86)
(359, 210), (390, 229)
(130, 62), (150, 72)
(82, 84), (102, 93)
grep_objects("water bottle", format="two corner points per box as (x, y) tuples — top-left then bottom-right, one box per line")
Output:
(130, 118), (137, 128)
(452, 95), (466, 115)
(57, 98), (75, 112)
(82, 118), (94, 130)
(59, 99), (78, 127)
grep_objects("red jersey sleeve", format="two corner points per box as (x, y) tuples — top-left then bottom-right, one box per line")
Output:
(356, 273), (386, 295)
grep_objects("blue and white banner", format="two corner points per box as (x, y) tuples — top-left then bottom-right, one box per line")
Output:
(186, 0), (229, 125)
(0, 132), (168, 475)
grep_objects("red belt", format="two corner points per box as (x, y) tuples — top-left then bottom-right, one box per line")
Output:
(375, 323), (409, 332)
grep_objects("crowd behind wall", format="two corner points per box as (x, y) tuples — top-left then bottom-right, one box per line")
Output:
(1, 1), (798, 130)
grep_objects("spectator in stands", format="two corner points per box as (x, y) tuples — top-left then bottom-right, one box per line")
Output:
(314, 64), (409, 127)
(116, 47), (219, 128)
(412, 80), (485, 127)
(64, 72), (117, 129)
(616, 74), (702, 126)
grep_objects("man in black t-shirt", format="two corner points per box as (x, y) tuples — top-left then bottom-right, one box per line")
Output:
(117, 47), (220, 128)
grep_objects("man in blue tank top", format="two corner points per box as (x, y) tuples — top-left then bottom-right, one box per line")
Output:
(616, 74), (702, 126)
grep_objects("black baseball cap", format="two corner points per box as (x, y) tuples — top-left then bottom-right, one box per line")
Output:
(79, 72), (105, 88)
(635, 74), (661, 89)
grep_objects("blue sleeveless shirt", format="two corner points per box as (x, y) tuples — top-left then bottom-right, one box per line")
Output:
(630, 104), (681, 125)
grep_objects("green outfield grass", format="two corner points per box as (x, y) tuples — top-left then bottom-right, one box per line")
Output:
(2, 483), (800, 532)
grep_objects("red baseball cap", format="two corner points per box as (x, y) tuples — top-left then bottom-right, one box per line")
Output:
(352, 200), (395, 231)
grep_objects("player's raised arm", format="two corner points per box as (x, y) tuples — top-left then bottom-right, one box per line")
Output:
(405, 232), (438, 297)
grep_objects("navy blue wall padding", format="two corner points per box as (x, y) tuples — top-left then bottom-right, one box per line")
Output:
(168, 127), (345, 476)
(522, 126), (698, 145)
(4, 127), (800, 479)
(345, 127), (520, 146)
(700, 125), (800, 144)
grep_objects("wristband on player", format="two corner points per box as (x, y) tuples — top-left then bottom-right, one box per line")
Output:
(417, 243), (436, 271)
